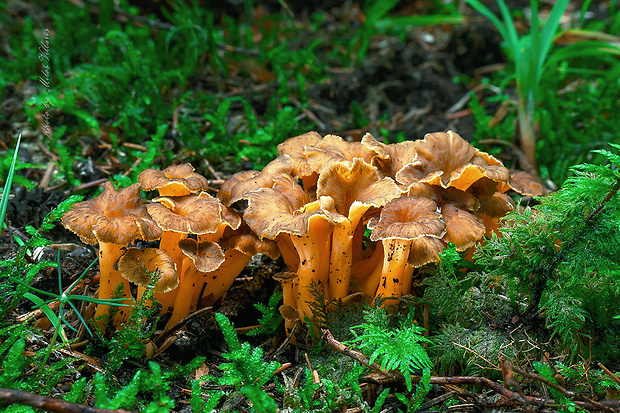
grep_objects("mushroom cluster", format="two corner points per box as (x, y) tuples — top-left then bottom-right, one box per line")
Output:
(62, 164), (279, 332)
(62, 130), (542, 333)
(219, 130), (543, 325)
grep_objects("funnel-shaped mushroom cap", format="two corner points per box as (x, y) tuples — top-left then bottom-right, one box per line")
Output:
(138, 164), (208, 196)
(317, 157), (401, 217)
(409, 236), (446, 267)
(279, 304), (300, 323)
(268, 174), (308, 206)
(277, 131), (323, 157)
(277, 131), (323, 179)
(507, 171), (545, 196)
(244, 184), (342, 240)
(304, 134), (377, 174)
(440, 204), (486, 251)
(219, 233), (281, 260)
(468, 178), (516, 217)
(178, 238), (226, 273)
(407, 183), (480, 212)
(369, 196), (446, 242)
(361, 133), (417, 179)
(396, 131), (510, 191)
(118, 248), (178, 293)
(147, 192), (232, 235)
(407, 183), (486, 251)
(217, 155), (294, 206)
(62, 181), (162, 246)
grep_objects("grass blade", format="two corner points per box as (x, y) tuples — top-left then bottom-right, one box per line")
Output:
(537, 0), (570, 83)
(0, 134), (22, 231)
(465, 0), (510, 43)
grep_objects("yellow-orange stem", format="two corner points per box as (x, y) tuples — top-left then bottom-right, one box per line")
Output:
(276, 234), (300, 272)
(93, 242), (130, 331)
(291, 215), (333, 322)
(373, 239), (414, 310)
(190, 249), (252, 308)
(352, 242), (383, 292)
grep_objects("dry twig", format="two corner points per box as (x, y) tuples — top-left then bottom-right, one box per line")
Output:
(0, 388), (134, 413)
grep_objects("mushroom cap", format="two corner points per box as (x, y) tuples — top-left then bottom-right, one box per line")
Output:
(440, 203), (486, 251)
(147, 192), (240, 234)
(408, 236), (446, 267)
(277, 131), (323, 179)
(279, 304), (300, 322)
(219, 233), (281, 260)
(272, 271), (297, 284)
(304, 134), (377, 174)
(369, 196), (446, 242)
(138, 164), (208, 195)
(407, 183), (480, 212)
(507, 171), (545, 196)
(395, 131), (510, 191)
(277, 131), (323, 157)
(217, 155), (294, 206)
(117, 248), (178, 293)
(468, 178), (516, 217)
(244, 184), (342, 240)
(316, 157), (401, 217)
(62, 181), (162, 246)
(178, 238), (226, 273)
(407, 183), (486, 251)
(360, 133), (417, 179)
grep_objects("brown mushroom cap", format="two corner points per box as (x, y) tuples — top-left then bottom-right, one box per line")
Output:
(316, 157), (401, 217)
(62, 181), (162, 246)
(242, 178), (311, 239)
(303, 134), (377, 174)
(277, 131), (323, 180)
(408, 236), (446, 267)
(178, 238), (226, 273)
(244, 186), (344, 241)
(407, 183), (486, 251)
(146, 192), (232, 235)
(507, 171), (546, 196)
(277, 131), (323, 157)
(440, 204), (486, 251)
(360, 133), (417, 179)
(279, 304), (300, 323)
(117, 248), (178, 293)
(217, 155), (294, 206)
(369, 196), (446, 242)
(219, 233), (280, 260)
(272, 271), (297, 284)
(138, 164), (208, 196)
(395, 131), (510, 191)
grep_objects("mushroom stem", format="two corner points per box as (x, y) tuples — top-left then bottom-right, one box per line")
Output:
(199, 223), (227, 243)
(190, 249), (253, 309)
(328, 204), (370, 301)
(165, 262), (200, 329)
(151, 285), (178, 315)
(351, 218), (366, 264)
(93, 242), (130, 329)
(274, 273), (297, 310)
(351, 242), (384, 291)
(160, 231), (187, 277)
(290, 215), (333, 322)
(327, 219), (353, 301)
(373, 239), (414, 309)
(276, 234), (300, 272)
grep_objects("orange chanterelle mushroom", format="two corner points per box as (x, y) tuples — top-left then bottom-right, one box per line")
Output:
(61, 182), (162, 330)
(363, 196), (446, 308)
